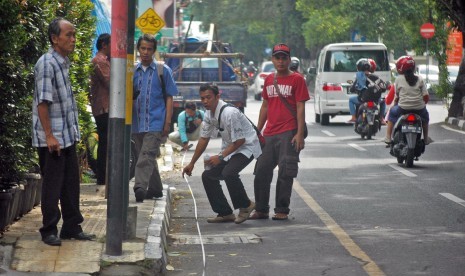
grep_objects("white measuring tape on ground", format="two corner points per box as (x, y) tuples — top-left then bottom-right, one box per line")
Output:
(181, 145), (207, 276)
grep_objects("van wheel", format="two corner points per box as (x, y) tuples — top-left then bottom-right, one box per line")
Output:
(315, 113), (321, 123)
(321, 114), (330, 125)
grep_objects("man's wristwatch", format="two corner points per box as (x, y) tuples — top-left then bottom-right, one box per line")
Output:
(218, 153), (224, 161)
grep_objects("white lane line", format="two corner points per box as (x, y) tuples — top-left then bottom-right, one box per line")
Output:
(388, 164), (417, 177)
(348, 143), (367, 152)
(439, 193), (465, 208)
(441, 125), (465, 134)
(321, 130), (336, 137)
(293, 181), (386, 276)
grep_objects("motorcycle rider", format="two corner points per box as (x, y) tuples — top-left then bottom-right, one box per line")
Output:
(289, 57), (300, 73)
(348, 58), (386, 124)
(384, 56), (432, 145)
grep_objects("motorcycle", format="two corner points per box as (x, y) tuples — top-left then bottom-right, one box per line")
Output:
(354, 101), (380, 139)
(389, 113), (425, 167)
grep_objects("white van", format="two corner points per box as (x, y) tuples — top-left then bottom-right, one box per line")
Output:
(310, 43), (390, 125)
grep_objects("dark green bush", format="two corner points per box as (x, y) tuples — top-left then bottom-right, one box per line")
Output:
(0, 0), (96, 183)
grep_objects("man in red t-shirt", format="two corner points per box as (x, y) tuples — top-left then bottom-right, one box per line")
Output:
(250, 43), (310, 221)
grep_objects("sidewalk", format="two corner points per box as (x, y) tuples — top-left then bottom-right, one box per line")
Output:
(0, 144), (175, 276)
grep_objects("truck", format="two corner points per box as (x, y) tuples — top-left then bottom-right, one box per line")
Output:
(160, 37), (248, 130)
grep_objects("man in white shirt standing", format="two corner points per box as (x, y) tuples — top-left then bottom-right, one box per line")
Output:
(182, 83), (261, 224)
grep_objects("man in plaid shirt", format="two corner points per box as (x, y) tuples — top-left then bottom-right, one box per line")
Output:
(32, 17), (95, 246)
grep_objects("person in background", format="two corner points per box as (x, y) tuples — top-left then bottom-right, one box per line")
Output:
(348, 58), (387, 124)
(32, 17), (96, 246)
(384, 55), (433, 145)
(132, 34), (179, 203)
(182, 83), (261, 224)
(250, 44), (309, 221)
(90, 33), (111, 186)
(168, 101), (204, 151)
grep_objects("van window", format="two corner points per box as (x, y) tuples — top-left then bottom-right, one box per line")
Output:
(182, 58), (219, 68)
(323, 50), (389, 72)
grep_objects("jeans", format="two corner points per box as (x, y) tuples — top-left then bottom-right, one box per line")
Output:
(202, 153), (253, 216)
(349, 95), (360, 115)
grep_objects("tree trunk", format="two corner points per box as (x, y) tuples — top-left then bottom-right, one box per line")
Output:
(448, 52), (465, 118)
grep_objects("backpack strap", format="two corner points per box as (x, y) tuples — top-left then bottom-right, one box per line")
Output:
(217, 104), (234, 131)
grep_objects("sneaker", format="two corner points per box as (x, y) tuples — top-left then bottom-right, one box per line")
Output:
(135, 188), (146, 203)
(207, 214), (236, 223)
(384, 137), (391, 144)
(235, 201), (255, 224)
(425, 137), (434, 145)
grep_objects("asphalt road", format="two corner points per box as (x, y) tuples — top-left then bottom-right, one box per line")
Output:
(164, 98), (465, 276)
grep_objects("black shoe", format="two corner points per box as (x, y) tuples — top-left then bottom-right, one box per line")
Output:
(60, 231), (96, 241)
(42, 234), (62, 246)
(135, 188), (146, 203)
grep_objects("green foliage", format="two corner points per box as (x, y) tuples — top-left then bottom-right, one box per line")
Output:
(0, 0), (96, 183)
(0, 0), (53, 183)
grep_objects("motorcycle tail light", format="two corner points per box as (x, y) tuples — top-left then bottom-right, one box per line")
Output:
(406, 114), (417, 122)
(322, 83), (343, 92)
(366, 101), (375, 108)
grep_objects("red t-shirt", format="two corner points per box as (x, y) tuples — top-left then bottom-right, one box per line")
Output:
(262, 72), (310, 136)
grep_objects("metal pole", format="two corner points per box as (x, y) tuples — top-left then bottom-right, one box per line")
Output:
(426, 38), (430, 83)
(106, 0), (128, 256)
(122, 0), (136, 239)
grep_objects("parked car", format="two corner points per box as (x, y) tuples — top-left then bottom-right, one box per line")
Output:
(417, 64), (439, 85)
(252, 61), (275, 100)
(417, 64), (439, 100)
(447, 65), (459, 85)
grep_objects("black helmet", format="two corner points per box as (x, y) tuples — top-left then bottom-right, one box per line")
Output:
(356, 58), (371, 72)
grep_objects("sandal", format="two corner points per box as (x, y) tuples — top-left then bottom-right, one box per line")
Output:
(272, 213), (288, 220)
(248, 211), (269, 220)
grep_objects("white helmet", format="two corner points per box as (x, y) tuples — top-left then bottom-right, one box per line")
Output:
(248, 61), (254, 66)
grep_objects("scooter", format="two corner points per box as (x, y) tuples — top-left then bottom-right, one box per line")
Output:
(354, 101), (380, 139)
(389, 113), (425, 167)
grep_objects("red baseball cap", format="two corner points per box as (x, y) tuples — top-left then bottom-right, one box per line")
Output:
(272, 43), (290, 56)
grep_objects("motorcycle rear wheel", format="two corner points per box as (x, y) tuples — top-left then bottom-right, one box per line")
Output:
(406, 148), (415, 167)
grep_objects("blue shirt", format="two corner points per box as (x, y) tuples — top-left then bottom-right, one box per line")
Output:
(132, 61), (179, 133)
(32, 48), (80, 148)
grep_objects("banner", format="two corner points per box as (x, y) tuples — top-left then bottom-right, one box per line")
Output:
(447, 30), (463, 65)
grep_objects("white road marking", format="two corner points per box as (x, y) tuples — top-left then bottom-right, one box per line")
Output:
(293, 181), (386, 276)
(348, 143), (367, 151)
(441, 125), (465, 134)
(388, 164), (417, 177)
(439, 193), (465, 208)
(321, 130), (336, 137)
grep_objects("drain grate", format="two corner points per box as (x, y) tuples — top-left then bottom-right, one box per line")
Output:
(170, 234), (261, 245)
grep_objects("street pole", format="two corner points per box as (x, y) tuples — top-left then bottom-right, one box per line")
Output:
(106, 0), (128, 256)
(122, 0), (136, 239)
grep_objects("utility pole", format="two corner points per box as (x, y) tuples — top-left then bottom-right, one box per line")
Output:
(122, 0), (136, 239)
(106, 0), (128, 256)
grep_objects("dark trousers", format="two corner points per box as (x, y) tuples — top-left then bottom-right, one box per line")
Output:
(202, 153), (253, 216)
(95, 113), (108, 185)
(37, 144), (84, 238)
(254, 130), (300, 214)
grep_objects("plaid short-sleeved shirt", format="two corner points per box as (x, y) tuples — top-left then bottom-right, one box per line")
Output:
(32, 48), (80, 148)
